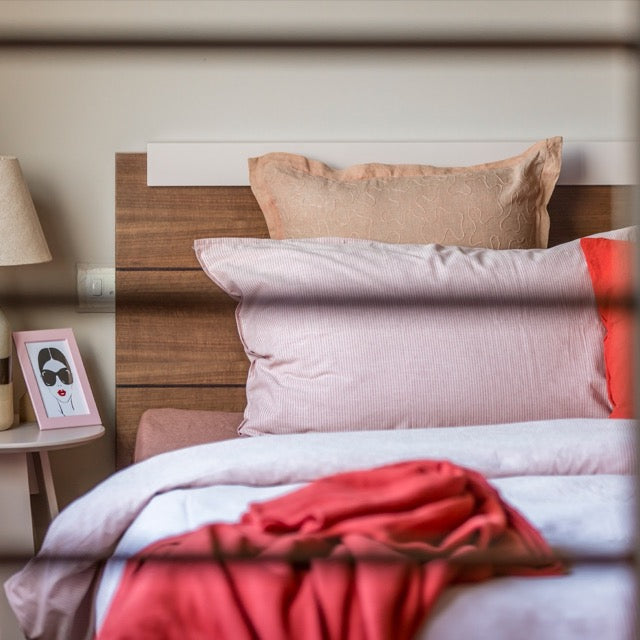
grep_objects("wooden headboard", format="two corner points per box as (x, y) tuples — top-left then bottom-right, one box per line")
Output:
(115, 151), (630, 468)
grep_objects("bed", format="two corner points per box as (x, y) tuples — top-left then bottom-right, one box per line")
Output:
(4, 139), (638, 640)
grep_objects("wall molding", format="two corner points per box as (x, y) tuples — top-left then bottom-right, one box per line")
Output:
(147, 140), (637, 186)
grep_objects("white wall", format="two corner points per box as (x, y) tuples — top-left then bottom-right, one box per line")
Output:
(0, 0), (636, 507)
(1, 1), (637, 40)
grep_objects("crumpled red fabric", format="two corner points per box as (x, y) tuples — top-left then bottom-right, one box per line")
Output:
(96, 460), (563, 640)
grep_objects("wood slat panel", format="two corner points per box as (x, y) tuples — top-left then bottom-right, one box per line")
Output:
(116, 269), (248, 385)
(548, 185), (630, 246)
(116, 387), (247, 468)
(116, 153), (268, 269)
(116, 152), (263, 465)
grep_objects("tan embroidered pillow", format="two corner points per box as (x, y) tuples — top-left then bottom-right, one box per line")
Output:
(249, 137), (562, 249)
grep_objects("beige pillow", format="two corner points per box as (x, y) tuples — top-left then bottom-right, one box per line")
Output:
(249, 137), (562, 249)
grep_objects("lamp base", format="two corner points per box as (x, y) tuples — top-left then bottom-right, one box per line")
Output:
(0, 382), (14, 430)
(0, 307), (14, 430)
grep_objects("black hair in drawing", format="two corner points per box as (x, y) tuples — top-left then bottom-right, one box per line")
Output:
(38, 347), (74, 387)
(38, 347), (69, 372)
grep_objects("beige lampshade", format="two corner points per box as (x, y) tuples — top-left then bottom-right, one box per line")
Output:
(0, 156), (52, 266)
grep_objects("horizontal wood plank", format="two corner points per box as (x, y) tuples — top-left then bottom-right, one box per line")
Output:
(548, 185), (630, 246)
(116, 386), (247, 468)
(116, 269), (248, 385)
(116, 153), (268, 269)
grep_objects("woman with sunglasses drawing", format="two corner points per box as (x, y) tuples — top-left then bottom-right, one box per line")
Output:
(38, 347), (78, 416)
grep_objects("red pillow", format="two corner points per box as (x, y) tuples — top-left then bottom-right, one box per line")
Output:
(580, 237), (635, 418)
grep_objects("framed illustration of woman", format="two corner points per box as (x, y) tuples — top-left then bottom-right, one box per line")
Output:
(13, 328), (100, 429)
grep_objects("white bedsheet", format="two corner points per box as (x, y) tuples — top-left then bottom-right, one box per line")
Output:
(4, 418), (637, 640)
(96, 475), (636, 639)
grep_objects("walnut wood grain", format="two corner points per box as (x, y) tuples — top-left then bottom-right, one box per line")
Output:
(116, 387), (247, 468)
(116, 153), (261, 465)
(548, 185), (630, 246)
(116, 153), (268, 269)
(116, 269), (248, 386)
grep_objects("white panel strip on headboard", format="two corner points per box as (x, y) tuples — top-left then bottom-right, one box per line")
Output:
(147, 141), (636, 186)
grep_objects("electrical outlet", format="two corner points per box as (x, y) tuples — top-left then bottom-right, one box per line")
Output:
(77, 264), (115, 313)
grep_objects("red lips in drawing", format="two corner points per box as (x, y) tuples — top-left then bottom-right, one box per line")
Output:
(58, 390), (67, 397)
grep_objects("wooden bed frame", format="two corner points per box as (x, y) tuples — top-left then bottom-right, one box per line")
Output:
(115, 151), (631, 468)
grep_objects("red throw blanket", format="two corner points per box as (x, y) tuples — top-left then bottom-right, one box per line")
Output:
(97, 460), (562, 640)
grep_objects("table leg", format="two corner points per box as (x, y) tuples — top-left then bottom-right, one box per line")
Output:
(37, 451), (58, 520)
(0, 453), (33, 556)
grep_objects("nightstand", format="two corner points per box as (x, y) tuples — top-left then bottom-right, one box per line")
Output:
(0, 422), (104, 555)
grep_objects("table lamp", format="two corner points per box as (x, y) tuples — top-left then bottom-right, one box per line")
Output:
(0, 156), (52, 430)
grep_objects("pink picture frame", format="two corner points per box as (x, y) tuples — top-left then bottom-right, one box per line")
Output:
(13, 328), (101, 430)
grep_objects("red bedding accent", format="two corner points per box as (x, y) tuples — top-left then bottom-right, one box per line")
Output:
(580, 238), (635, 418)
(97, 460), (562, 640)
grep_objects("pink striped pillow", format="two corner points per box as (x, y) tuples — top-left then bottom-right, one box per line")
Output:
(194, 229), (633, 436)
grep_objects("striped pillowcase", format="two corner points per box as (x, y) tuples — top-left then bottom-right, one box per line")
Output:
(195, 228), (634, 436)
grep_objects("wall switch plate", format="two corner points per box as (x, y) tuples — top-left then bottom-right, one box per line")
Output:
(77, 263), (115, 313)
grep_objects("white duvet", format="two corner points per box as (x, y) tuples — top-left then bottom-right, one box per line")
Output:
(4, 418), (637, 640)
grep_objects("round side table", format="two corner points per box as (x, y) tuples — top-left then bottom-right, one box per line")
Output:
(0, 422), (104, 555)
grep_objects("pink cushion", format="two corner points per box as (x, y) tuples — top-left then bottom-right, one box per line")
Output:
(134, 409), (243, 462)
(194, 229), (634, 436)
